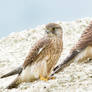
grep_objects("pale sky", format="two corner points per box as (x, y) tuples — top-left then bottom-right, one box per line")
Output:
(0, 0), (92, 37)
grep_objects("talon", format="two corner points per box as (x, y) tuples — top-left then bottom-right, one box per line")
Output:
(49, 76), (56, 80)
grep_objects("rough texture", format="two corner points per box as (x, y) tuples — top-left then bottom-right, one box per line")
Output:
(0, 18), (92, 92)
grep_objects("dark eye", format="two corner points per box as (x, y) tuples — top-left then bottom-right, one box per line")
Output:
(52, 28), (56, 34)
(52, 28), (55, 30)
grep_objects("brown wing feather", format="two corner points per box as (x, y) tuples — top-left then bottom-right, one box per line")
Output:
(71, 21), (92, 51)
(0, 66), (22, 78)
(1, 37), (51, 78)
(23, 37), (51, 68)
(51, 50), (79, 76)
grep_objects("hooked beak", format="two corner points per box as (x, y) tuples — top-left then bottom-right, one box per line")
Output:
(43, 27), (50, 34)
(45, 30), (50, 34)
(43, 26), (50, 34)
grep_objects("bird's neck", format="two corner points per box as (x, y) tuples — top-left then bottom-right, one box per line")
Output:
(46, 34), (62, 42)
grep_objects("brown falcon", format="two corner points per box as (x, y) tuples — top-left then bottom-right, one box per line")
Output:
(0, 23), (63, 89)
(51, 21), (92, 76)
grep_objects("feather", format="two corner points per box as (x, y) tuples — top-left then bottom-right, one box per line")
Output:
(1, 66), (23, 78)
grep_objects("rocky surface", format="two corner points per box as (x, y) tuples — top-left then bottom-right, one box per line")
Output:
(0, 18), (92, 92)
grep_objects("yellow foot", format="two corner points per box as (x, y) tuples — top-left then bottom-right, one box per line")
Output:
(49, 76), (56, 80)
(40, 75), (56, 81)
(40, 75), (48, 81)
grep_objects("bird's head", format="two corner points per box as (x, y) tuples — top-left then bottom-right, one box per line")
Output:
(45, 23), (63, 37)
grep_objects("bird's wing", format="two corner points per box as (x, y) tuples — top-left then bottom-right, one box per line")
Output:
(51, 50), (79, 76)
(23, 37), (51, 68)
(71, 21), (92, 51)
(0, 37), (51, 78)
(0, 66), (23, 78)
(51, 21), (92, 76)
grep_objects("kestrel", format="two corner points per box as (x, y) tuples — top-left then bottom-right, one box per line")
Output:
(51, 21), (92, 76)
(0, 23), (63, 89)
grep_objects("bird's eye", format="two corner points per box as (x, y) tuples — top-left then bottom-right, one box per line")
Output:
(52, 28), (55, 30)
(52, 28), (56, 34)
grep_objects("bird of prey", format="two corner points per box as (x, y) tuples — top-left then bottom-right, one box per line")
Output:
(0, 23), (63, 89)
(51, 21), (92, 76)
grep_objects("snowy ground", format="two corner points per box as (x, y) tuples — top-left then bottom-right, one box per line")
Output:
(0, 18), (92, 92)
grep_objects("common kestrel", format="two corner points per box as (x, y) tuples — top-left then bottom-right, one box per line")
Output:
(51, 21), (92, 76)
(0, 23), (63, 89)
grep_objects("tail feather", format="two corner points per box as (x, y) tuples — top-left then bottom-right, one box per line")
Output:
(1, 66), (23, 78)
(51, 50), (80, 76)
(7, 75), (21, 89)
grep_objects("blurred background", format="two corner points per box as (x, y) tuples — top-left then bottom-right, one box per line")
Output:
(0, 0), (92, 37)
